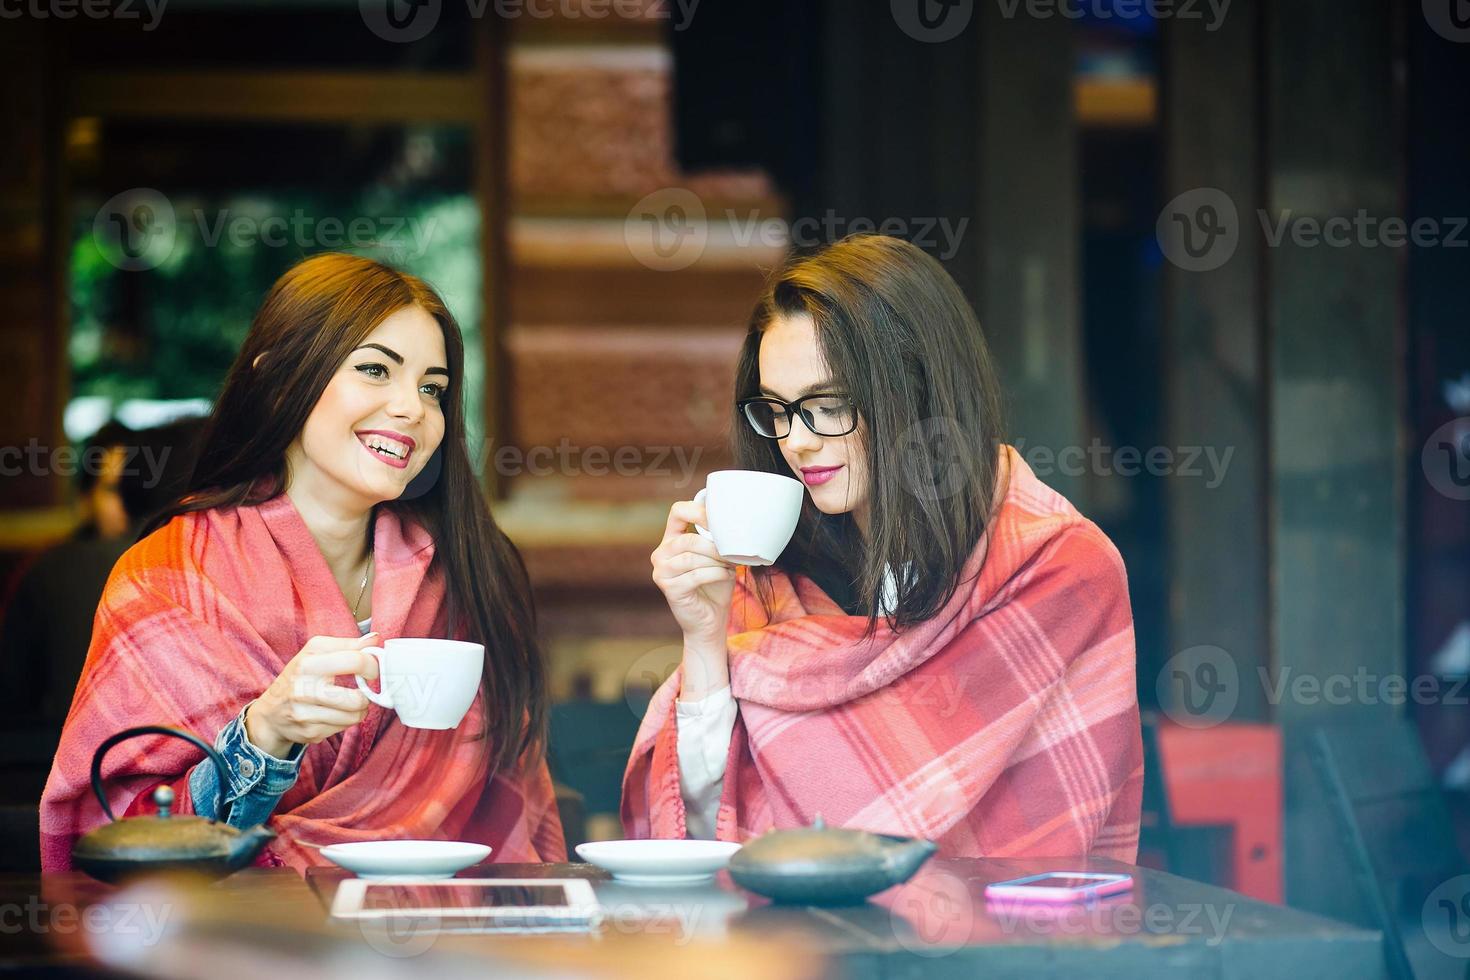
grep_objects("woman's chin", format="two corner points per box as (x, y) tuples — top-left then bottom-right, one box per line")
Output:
(344, 472), (409, 504)
(806, 486), (855, 518)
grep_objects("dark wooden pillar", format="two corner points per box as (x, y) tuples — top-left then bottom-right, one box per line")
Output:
(811, 3), (1084, 502)
(1159, 0), (1269, 722)
(0, 24), (67, 512)
(1266, 0), (1405, 722)
(475, 15), (510, 499)
(1263, 0), (1406, 913)
(976, 2), (1087, 505)
(1163, 0), (1407, 912)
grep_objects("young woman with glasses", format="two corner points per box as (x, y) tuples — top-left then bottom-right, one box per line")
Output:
(625, 234), (1142, 860)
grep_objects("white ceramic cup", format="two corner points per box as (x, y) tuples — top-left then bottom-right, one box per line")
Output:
(693, 470), (804, 566)
(355, 638), (482, 730)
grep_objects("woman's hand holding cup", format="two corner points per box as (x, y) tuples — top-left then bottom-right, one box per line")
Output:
(652, 499), (736, 700)
(244, 632), (382, 758)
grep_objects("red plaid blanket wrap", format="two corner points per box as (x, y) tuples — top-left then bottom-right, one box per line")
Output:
(622, 445), (1142, 859)
(40, 492), (564, 873)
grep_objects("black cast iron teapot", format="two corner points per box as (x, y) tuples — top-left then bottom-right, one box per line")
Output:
(727, 815), (937, 905)
(71, 725), (276, 883)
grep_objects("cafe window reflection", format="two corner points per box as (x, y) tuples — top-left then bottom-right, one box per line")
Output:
(68, 121), (484, 450)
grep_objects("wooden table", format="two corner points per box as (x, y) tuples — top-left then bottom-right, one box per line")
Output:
(2, 857), (1384, 979)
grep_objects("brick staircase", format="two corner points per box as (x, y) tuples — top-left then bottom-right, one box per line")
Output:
(497, 16), (786, 701)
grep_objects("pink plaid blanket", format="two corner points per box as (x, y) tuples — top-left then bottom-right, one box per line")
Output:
(40, 492), (564, 873)
(623, 445), (1142, 859)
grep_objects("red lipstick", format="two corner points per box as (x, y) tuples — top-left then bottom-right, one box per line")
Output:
(800, 465), (843, 487)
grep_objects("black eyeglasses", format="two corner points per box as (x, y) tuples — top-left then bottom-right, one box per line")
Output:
(738, 393), (860, 440)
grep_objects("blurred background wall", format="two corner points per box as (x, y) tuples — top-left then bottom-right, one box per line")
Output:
(1, 0), (1468, 922)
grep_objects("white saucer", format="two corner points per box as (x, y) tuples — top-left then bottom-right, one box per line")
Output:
(319, 840), (492, 880)
(575, 840), (742, 885)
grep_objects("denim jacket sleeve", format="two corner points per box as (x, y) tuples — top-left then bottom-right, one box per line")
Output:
(187, 701), (305, 829)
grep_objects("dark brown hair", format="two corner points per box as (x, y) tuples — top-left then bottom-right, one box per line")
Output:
(734, 234), (1009, 634)
(144, 253), (544, 771)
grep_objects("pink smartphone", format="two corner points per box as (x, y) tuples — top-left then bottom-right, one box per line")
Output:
(983, 871), (1134, 903)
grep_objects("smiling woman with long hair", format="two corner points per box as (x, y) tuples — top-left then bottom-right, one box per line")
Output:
(40, 253), (563, 872)
(625, 235), (1142, 859)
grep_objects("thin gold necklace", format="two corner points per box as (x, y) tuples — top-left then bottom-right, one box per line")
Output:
(352, 553), (373, 619)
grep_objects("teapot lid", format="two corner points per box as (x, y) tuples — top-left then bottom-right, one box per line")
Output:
(732, 815), (897, 869)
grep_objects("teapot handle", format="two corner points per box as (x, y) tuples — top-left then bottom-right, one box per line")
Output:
(90, 725), (233, 825)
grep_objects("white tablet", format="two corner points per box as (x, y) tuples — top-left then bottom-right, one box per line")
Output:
(330, 878), (602, 933)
